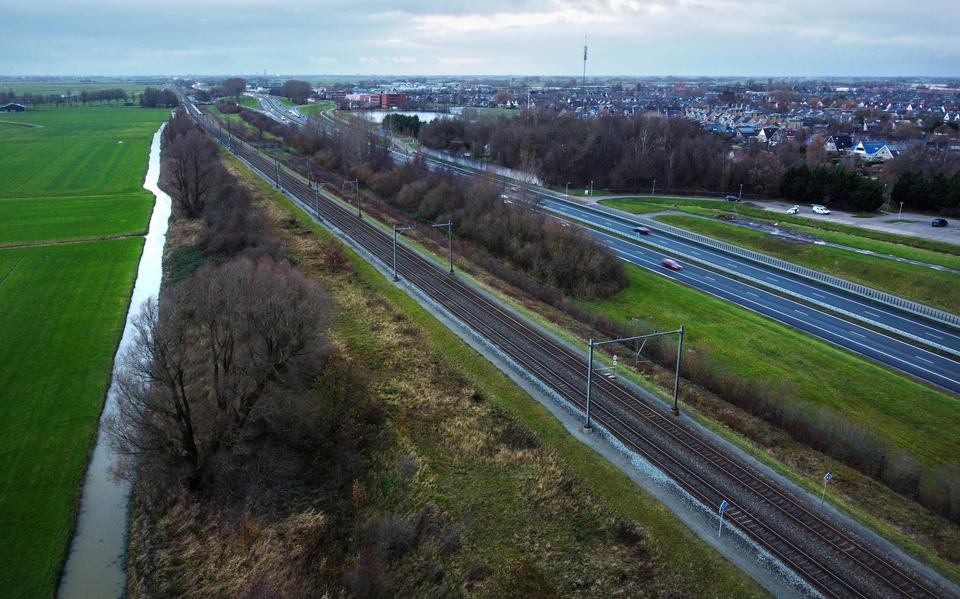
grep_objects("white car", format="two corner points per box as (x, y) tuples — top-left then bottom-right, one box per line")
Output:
(787, 205), (800, 214)
(812, 205), (831, 215)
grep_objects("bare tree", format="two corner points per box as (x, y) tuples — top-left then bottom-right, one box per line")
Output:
(161, 128), (224, 218)
(110, 256), (331, 486)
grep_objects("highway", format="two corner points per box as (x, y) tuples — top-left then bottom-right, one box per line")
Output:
(248, 94), (960, 394)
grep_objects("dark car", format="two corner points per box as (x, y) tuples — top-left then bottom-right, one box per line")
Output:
(932, 218), (948, 227)
(724, 195), (740, 202)
(661, 258), (683, 271)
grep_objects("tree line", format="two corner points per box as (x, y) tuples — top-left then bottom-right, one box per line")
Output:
(116, 109), (376, 497)
(211, 101), (627, 300)
(420, 107), (960, 215)
(1, 87), (130, 107)
(417, 109), (801, 197)
(140, 87), (179, 108)
(779, 164), (885, 212)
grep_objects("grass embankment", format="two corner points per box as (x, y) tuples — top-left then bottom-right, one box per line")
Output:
(0, 104), (167, 597)
(297, 100), (336, 117)
(601, 197), (960, 256)
(588, 265), (960, 467)
(583, 263), (960, 574)
(0, 239), (145, 598)
(653, 214), (960, 313)
(218, 156), (766, 596)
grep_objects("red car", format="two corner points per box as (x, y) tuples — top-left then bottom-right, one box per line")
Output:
(660, 258), (683, 271)
(633, 226), (651, 235)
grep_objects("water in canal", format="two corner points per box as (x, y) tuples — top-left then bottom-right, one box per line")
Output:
(57, 123), (171, 598)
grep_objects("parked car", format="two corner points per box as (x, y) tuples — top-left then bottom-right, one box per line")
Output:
(633, 226), (651, 235)
(724, 195), (740, 202)
(812, 204), (831, 214)
(661, 258), (683, 271)
(787, 205), (800, 214)
(932, 218), (948, 227)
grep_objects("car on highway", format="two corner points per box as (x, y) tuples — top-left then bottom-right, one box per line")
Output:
(787, 205), (800, 214)
(660, 258), (683, 270)
(932, 217), (949, 227)
(724, 195), (740, 202)
(633, 226), (651, 235)
(812, 204), (831, 214)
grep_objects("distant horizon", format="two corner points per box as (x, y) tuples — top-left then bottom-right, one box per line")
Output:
(3, 1), (958, 78)
(3, 74), (960, 82)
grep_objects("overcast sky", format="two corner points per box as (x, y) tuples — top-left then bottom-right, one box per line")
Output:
(2, 0), (958, 77)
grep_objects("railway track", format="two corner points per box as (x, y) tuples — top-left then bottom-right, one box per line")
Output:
(192, 107), (952, 598)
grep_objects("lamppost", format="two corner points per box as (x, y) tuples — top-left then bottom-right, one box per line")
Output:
(392, 224), (412, 281)
(431, 221), (455, 274)
(899, 201), (904, 219)
(565, 182), (571, 198)
(738, 183), (744, 201)
(651, 179), (656, 196)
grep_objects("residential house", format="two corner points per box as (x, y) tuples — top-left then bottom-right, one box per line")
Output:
(825, 135), (853, 153)
(852, 140), (898, 161)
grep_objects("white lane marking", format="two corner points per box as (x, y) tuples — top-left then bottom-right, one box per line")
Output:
(916, 355), (936, 365)
(794, 309), (806, 315)
(597, 231), (960, 387)
(849, 330), (866, 337)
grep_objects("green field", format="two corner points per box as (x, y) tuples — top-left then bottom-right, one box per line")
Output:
(0, 194), (153, 245)
(584, 264), (960, 469)
(0, 104), (166, 597)
(0, 239), (145, 597)
(0, 107), (168, 199)
(0, 81), (149, 96)
(654, 214), (960, 313)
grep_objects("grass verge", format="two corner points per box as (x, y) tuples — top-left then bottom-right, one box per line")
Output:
(654, 213), (960, 312)
(602, 197), (960, 257)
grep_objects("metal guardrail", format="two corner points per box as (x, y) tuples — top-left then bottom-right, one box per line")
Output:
(583, 203), (960, 330)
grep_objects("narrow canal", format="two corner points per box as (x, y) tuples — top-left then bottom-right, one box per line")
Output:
(58, 123), (171, 598)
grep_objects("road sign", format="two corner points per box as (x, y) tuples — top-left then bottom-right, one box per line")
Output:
(718, 499), (729, 537)
(824, 471), (832, 481)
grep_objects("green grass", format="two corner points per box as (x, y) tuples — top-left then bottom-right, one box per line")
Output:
(0, 194), (154, 245)
(602, 197), (960, 258)
(297, 100), (335, 116)
(237, 95), (259, 109)
(0, 104), (166, 597)
(584, 264), (960, 469)
(0, 81), (148, 96)
(0, 106), (169, 199)
(255, 175), (765, 597)
(654, 214), (960, 312)
(0, 238), (145, 598)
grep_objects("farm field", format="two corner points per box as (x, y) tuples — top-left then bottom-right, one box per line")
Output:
(0, 193), (154, 245)
(0, 80), (148, 96)
(0, 103), (166, 597)
(653, 213), (960, 312)
(583, 263), (960, 470)
(0, 238), (145, 598)
(0, 106), (169, 199)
